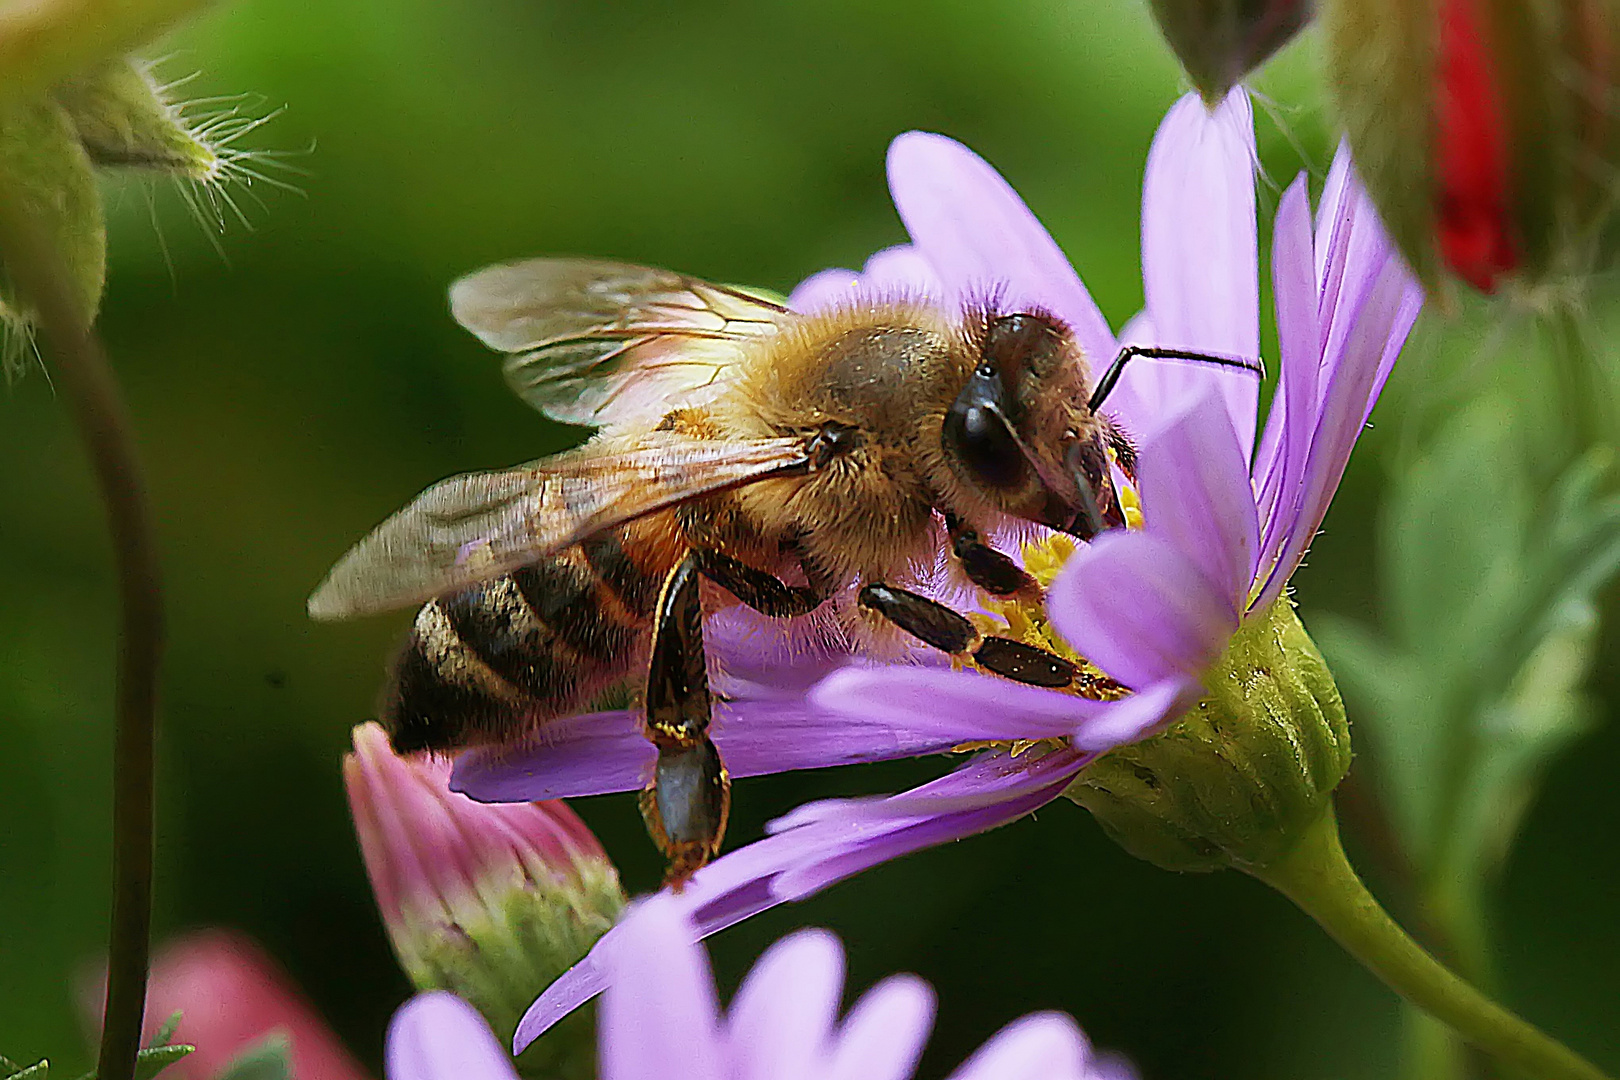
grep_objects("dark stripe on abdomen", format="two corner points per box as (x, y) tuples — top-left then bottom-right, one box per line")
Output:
(582, 534), (658, 617)
(438, 577), (580, 701)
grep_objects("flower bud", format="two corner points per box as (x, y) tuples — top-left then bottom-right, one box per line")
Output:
(345, 722), (625, 1080)
(0, 97), (105, 347)
(1323, 0), (1620, 292)
(1063, 599), (1351, 873)
(81, 929), (371, 1080)
(1147, 0), (1314, 103)
(52, 59), (223, 180)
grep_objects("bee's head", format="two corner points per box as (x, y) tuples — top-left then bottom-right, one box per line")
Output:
(942, 309), (1122, 540)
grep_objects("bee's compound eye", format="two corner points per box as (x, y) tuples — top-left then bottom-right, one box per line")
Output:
(944, 379), (1028, 491)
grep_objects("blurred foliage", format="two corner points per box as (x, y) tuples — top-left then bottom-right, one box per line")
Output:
(0, 2), (1616, 1079)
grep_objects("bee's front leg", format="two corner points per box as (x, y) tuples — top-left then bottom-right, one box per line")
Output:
(944, 514), (1041, 603)
(858, 582), (1080, 689)
(641, 552), (728, 889)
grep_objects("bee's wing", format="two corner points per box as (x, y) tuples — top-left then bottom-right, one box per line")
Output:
(308, 433), (809, 620)
(449, 258), (789, 429)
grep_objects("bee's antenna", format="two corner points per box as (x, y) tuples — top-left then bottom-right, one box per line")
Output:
(1089, 346), (1265, 414)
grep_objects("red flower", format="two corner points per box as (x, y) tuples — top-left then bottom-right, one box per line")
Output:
(1435, 0), (1519, 291)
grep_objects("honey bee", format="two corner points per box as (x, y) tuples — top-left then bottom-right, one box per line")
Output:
(309, 258), (1257, 885)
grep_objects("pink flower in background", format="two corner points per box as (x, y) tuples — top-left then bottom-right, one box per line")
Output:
(82, 929), (369, 1080)
(387, 898), (1131, 1080)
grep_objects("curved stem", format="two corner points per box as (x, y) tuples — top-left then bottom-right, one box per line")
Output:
(1252, 808), (1611, 1080)
(0, 198), (163, 1080)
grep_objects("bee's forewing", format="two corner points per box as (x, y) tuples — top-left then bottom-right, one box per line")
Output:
(449, 257), (789, 430)
(307, 434), (809, 621)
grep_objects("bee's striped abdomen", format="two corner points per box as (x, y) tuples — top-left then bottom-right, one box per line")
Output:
(383, 527), (671, 753)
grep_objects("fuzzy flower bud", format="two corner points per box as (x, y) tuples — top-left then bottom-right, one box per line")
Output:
(1324, 0), (1620, 292)
(52, 59), (226, 180)
(1063, 599), (1352, 873)
(345, 722), (625, 1080)
(1148, 0), (1314, 102)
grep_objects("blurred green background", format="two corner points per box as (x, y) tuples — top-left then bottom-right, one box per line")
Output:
(1, 1), (1616, 1077)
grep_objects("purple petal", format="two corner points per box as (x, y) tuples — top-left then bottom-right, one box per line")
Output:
(1087, 1052), (1143, 1080)
(452, 693), (968, 804)
(1254, 256), (1418, 608)
(387, 992), (519, 1080)
(886, 131), (1116, 368)
(826, 975), (936, 1080)
(598, 897), (725, 1080)
(945, 1013), (1091, 1080)
(789, 269), (860, 314)
(860, 244), (943, 296)
(1134, 90), (1261, 455)
(515, 955), (608, 1052)
(1136, 385), (1259, 604)
(808, 664), (1194, 754)
(1065, 676), (1202, 752)
(1253, 173), (1319, 561)
(1047, 530), (1239, 688)
(517, 749), (1084, 1038)
(726, 929), (845, 1080)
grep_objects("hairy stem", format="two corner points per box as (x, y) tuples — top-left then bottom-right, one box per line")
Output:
(1253, 808), (1611, 1080)
(0, 196), (163, 1080)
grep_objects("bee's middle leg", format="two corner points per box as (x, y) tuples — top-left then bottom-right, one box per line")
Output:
(641, 551), (728, 889)
(858, 582), (1082, 689)
(692, 547), (829, 616)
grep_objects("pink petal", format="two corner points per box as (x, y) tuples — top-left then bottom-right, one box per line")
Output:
(1137, 386), (1259, 604)
(1135, 90), (1261, 455)
(945, 1013), (1091, 1080)
(726, 930), (845, 1080)
(451, 694), (968, 803)
(1253, 173), (1319, 560)
(886, 131), (1116, 369)
(825, 975), (937, 1080)
(599, 897), (725, 1080)
(1047, 530), (1238, 688)
(387, 992), (519, 1080)
(789, 269), (860, 313)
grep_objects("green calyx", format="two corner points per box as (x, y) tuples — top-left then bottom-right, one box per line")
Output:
(396, 861), (625, 1080)
(52, 60), (222, 179)
(1064, 598), (1352, 873)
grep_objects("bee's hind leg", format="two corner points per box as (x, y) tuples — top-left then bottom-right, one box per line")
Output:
(858, 582), (1082, 689)
(641, 552), (729, 889)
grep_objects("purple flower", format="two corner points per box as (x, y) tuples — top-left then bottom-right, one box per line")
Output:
(386, 898), (1128, 1080)
(461, 88), (1423, 1039)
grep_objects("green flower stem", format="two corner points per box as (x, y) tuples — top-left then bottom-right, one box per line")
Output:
(1253, 808), (1611, 1080)
(0, 194), (163, 1080)
(0, 0), (212, 100)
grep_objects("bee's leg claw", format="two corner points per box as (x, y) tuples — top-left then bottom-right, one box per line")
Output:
(642, 552), (729, 885)
(944, 515), (1041, 602)
(857, 582), (1078, 689)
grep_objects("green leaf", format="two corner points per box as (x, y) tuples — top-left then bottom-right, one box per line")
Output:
(149, 1015), (184, 1054)
(1, 1059), (49, 1080)
(133, 1044), (196, 1080)
(1318, 392), (1620, 890)
(211, 1032), (292, 1080)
